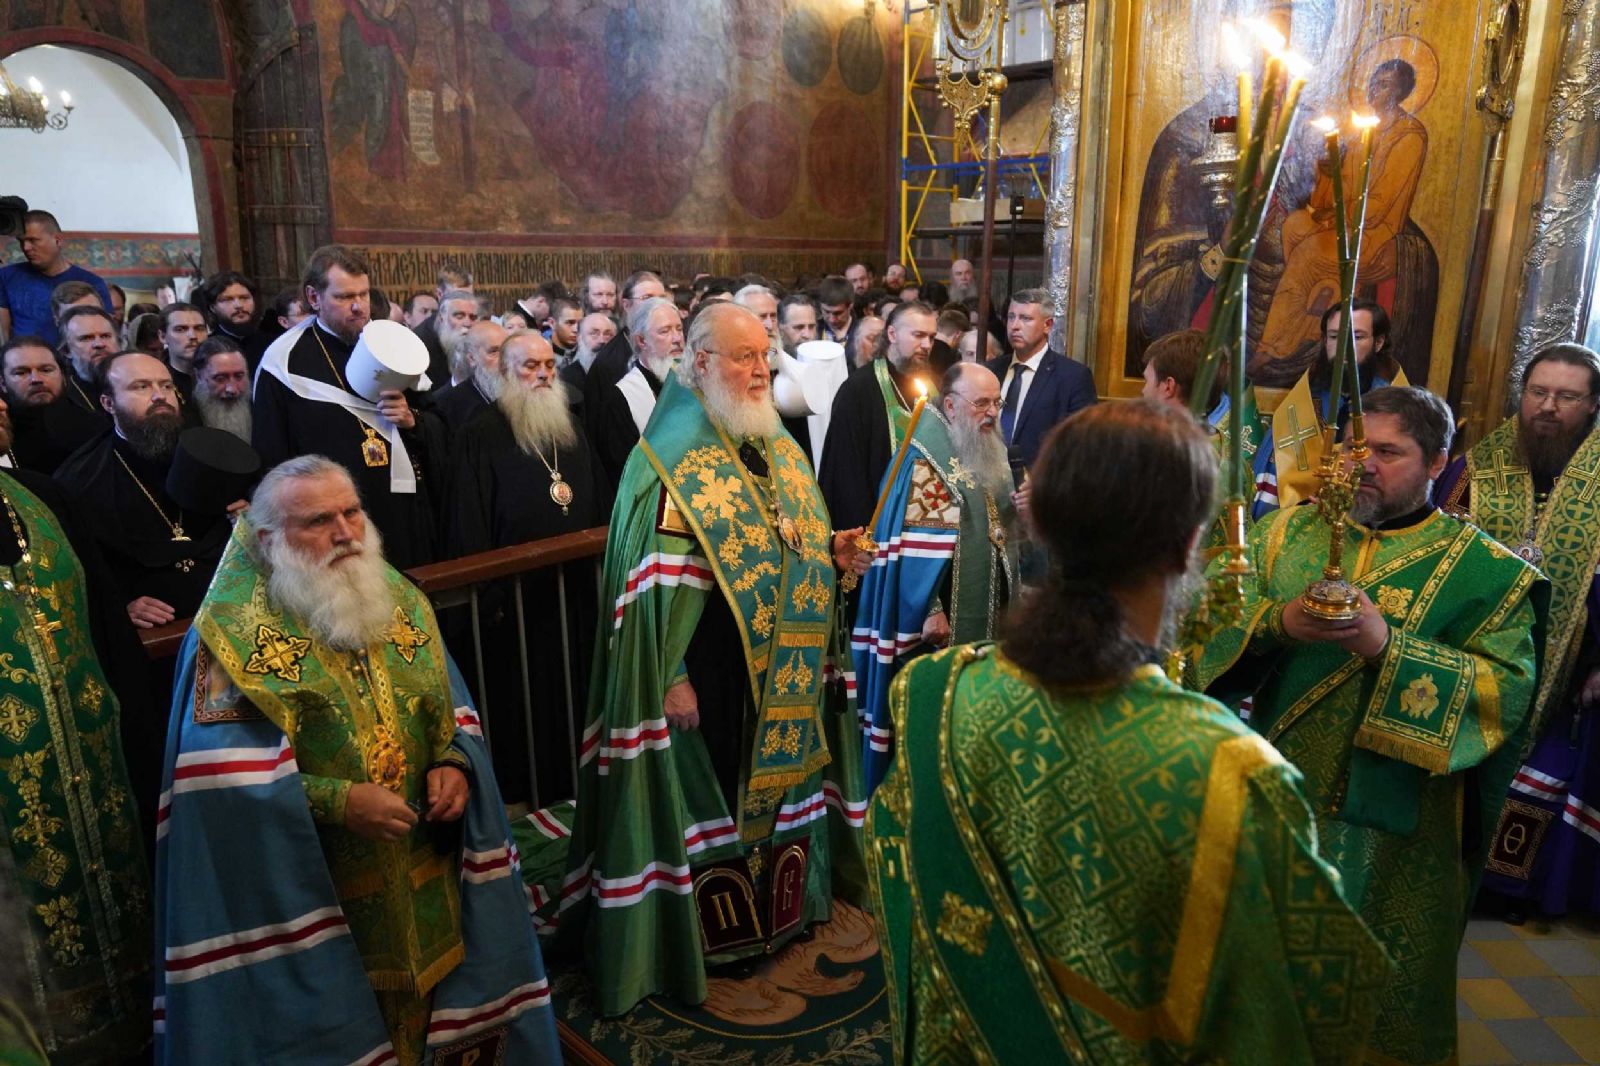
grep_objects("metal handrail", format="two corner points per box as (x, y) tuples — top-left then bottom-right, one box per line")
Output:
(134, 526), (612, 808)
(135, 526), (611, 659)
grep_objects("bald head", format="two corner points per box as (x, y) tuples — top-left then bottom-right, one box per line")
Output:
(456, 320), (507, 381)
(951, 259), (974, 288)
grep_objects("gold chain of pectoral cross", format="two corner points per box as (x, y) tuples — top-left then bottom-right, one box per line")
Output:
(0, 489), (64, 664)
(311, 326), (391, 469)
(112, 450), (191, 545)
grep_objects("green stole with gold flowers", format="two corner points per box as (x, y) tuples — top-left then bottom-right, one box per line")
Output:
(0, 479), (149, 1060)
(640, 376), (838, 794)
(193, 522), (465, 995)
(874, 358), (915, 451)
(1460, 416), (1600, 733)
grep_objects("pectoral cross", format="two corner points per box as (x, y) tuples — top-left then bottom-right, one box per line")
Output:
(32, 610), (62, 663)
(1276, 407), (1320, 472)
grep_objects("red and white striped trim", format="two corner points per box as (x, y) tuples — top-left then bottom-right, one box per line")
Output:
(1254, 468), (1278, 509)
(596, 718), (671, 775)
(427, 980), (550, 1046)
(578, 719), (603, 768)
(168, 739), (298, 797)
(824, 782), (867, 828)
(1511, 766), (1568, 803)
(526, 808), (570, 840)
(594, 861), (693, 909)
(684, 816), (738, 856)
(559, 856), (595, 912)
(528, 884), (550, 913)
(349, 1042), (398, 1066)
(869, 531), (959, 566)
(822, 662), (858, 698)
(851, 627), (923, 664)
(775, 792), (827, 832)
(151, 995), (165, 1034)
(1564, 796), (1600, 844)
(461, 845), (514, 886)
(614, 553), (714, 629)
(454, 706), (483, 738)
(164, 905), (348, 984)
(156, 788), (173, 840)
(866, 723), (894, 754)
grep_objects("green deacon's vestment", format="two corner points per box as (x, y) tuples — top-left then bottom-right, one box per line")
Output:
(562, 376), (867, 1017)
(869, 645), (1390, 1064)
(1195, 506), (1545, 1065)
(192, 522), (470, 1059)
(0, 479), (149, 1063)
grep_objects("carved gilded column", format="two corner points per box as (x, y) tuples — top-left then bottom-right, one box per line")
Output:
(1045, 0), (1086, 353)
(1510, 0), (1600, 387)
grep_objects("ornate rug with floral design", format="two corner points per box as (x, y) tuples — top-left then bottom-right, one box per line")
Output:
(552, 902), (891, 1065)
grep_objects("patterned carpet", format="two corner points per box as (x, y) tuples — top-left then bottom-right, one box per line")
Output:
(1458, 915), (1600, 1064)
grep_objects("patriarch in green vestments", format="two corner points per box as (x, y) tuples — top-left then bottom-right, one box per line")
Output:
(560, 303), (874, 1017)
(870, 401), (1389, 1064)
(1194, 386), (1547, 1065)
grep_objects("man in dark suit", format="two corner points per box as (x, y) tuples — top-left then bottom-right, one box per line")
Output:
(985, 288), (1097, 468)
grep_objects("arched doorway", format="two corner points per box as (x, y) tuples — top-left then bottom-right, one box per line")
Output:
(1, 43), (204, 302)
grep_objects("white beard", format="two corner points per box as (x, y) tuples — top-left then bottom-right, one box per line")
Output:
(471, 362), (504, 401)
(499, 381), (577, 452)
(194, 389), (252, 441)
(702, 369), (780, 440)
(575, 341), (598, 372)
(262, 528), (396, 651)
(948, 414), (1014, 500)
(640, 351), (676, 381)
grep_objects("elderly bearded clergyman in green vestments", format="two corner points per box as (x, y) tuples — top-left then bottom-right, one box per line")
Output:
(871, 401), (1391, 1064)
(560, 303), (874, 1016)
(1195, 387), (1546, 1065)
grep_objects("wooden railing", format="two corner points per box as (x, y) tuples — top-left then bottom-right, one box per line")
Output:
(135, 526), (612, 808)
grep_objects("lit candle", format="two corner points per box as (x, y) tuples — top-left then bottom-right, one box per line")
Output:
(866, 379), (930, 534)
(1221, 24), (1252, 148)
(26, 76), (42, 98)
(1343, 111), (1382, 425)
(59, 90), (71, 108)
(1274, 50), (1311, 144)
(1312, 115), (1347, 426)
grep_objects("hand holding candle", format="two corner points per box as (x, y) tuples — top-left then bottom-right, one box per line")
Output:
(866, 379), (930, 534)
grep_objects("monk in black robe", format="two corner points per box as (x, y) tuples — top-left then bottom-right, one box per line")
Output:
(818, 302), (936, 532)
(445, 330), (607, 805)
(0, 335), (104, 474)
(56, 353), (231, 629)
(427, 320), (505, 433)
(252, 246), (447, 570)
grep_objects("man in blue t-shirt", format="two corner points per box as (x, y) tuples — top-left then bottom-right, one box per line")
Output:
(0, 210), (112, 348)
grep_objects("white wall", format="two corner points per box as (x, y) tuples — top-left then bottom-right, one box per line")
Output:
(1, 45), (198, 234)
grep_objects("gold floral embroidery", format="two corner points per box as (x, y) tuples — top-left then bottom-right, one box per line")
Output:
(761, 722), (802, 758)
(791, 568), (830, 614)
(35, 895), (85, 966)
(935, 891), (993, 956)
(244, 623), (312, 682)
(80, 674), (105, 712)
(381, 608), (430, 664)
(689, 470), (746, 522)
(773, 651), (814, 695)
(732, 561), (779, 593)
(1399, 674), (1441, 720)
(0, 653), (35, 684)
(750, 590), (776, 639)
(1375, 585), (1414, 618)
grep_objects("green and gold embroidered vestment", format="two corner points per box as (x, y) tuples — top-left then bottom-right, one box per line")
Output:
(0, 480), (149, 1063)
(869, 646), (1388, 1065)
(1195, 506), (1545, 1065)
(194, 523), (468, 1008)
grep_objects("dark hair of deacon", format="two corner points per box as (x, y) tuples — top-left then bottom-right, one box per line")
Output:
(1001, 401), (1217, 687)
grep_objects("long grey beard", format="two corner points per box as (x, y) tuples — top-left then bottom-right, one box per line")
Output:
(262, 528), (396, 651)
(500, 382), (577, 453)
(195, 390), (252, 441)
(702, 369), (780, 440)
(472, 362), (505, 401)
(640, 351), (676, 381)
(948, 416), (1014, 500)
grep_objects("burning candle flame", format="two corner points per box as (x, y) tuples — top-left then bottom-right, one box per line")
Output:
(59, 90), (71, 108)
(915, 379), (928, 399)
(1311, 115), (1338, 133)
(1280, 50), (1311, 80)
(1220, 23), (1250, 72)
(1350, 111), (1381, 129)
(1241, 18), (1286, 54)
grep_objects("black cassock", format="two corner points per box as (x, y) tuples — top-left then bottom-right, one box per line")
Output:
(9, 398), (106, 476)
(444, 404), (610, 806)
(426, 379), (490, 434)
(55, 431), (230, 619)
(252, 322), (447, 569)
(819, 361), (911, 533)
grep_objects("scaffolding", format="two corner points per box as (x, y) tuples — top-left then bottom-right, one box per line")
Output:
(898, 0), (1054, 285)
